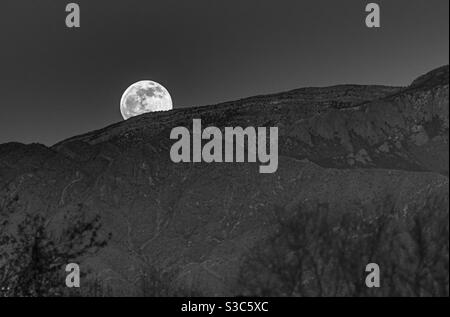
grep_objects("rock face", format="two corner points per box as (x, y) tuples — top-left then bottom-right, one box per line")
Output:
(0, 66), (448, 295)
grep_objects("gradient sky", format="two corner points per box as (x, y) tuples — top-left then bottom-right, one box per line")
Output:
(0, 0), (448, 145)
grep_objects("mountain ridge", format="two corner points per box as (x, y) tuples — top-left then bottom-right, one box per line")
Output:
(0, 65), (448, 295)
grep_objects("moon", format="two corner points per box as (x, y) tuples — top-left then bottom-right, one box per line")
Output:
(120, 80), (173, 120)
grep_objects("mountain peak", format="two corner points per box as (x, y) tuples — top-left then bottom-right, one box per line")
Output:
(410, 65), (449, 89)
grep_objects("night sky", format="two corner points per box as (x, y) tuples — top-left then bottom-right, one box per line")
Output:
(0, 0), (448, 146)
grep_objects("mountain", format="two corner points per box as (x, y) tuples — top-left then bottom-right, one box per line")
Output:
(0, 65), (448, 296)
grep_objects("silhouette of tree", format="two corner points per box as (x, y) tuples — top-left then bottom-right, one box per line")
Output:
(238, 196), (449, 297)
(0, 196), (109, 297)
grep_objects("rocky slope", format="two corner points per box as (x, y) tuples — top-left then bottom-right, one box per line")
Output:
(0, 65), (448, 295)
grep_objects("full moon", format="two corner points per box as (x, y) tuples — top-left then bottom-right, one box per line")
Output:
(120, 80), (173, 120)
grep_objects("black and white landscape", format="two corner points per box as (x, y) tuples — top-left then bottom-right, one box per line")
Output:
(1, 65), (448, 296)
(0, 0), (448, 298)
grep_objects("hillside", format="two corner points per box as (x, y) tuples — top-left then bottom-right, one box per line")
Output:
(0, 65), (448, 296)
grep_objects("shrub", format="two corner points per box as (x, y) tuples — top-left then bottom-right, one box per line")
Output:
(238, 196), (449, 297)
(0, 201), (109, 297)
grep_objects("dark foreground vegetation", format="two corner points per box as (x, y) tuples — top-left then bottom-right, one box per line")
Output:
(1, 193), (448, 297)
(238, 196), (449, 297)
(0, 197), (108, 297)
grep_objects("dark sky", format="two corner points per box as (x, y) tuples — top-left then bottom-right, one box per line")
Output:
(0, 0), (448, 146)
